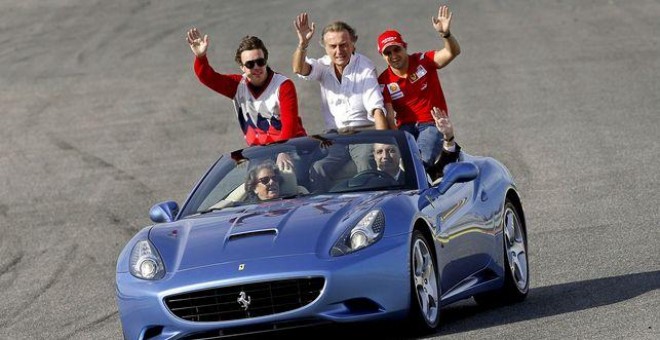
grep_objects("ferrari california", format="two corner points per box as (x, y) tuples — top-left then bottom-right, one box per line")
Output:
(115, 130), (529, 339)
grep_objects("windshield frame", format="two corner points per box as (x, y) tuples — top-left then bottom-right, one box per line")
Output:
(177, 130), (421, 219)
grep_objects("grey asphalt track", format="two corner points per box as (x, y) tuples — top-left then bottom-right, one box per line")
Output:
(1, 0), (658, 339)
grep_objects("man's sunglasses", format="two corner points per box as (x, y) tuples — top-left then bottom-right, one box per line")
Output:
(257, 175), (279, 185)
(243, 58), (267, 69)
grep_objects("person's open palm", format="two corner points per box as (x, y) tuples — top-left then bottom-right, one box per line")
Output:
(432, 5), (453, 35)
(431, 107), (454, 140)
(187, 27), (208, 57)
(294, 13), (315, 46)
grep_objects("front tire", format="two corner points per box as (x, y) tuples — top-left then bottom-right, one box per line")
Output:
(408, 230), (440, 331)
(475, 200), (529, 305)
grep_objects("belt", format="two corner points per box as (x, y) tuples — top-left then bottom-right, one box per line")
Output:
(335, 124), (375, 134)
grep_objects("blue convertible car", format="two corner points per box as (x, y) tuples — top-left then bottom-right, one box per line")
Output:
(116, 130), (529, 339)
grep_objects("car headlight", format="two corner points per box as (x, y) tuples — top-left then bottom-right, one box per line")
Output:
(331, 209), (385, 256)
(129, 240), (165, 280)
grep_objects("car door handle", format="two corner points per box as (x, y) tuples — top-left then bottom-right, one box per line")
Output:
(480, 191), (488, 202)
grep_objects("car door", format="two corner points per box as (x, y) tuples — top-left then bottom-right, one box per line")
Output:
(422, 177), (490, 295)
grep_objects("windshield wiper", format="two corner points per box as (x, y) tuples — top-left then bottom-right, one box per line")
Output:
(327, 185), (407, 194)
(195, 201), (239, 215)
(196, 207), (224, 215)
(278, 192), (311, 200)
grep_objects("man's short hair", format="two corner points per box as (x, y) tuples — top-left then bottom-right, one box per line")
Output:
(234, 36), (269, 65)
(320, 21), (358, 45)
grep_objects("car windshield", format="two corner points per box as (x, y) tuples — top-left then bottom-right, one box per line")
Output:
(179, 131), (419, 218)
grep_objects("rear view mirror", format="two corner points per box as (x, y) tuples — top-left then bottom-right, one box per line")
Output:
(436, 162), (479, 195)
(149, 201), (179, 223)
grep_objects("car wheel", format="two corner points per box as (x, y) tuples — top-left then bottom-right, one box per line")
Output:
(475, 200), (529, 305)
(408, 229), (440, 331)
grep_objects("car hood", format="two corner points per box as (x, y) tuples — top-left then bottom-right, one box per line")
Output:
(149, 193), (390, 271)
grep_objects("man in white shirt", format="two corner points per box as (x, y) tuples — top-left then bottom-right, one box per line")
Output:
(292, 13), (392, 131)
(292, 14), (394, 190)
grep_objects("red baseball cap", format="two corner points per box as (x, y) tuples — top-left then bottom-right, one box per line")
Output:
(377, 29), (407, 54)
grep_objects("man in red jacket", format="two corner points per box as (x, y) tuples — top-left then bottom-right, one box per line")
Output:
(377, 5), (460, 169)
(186, 28), (307, 147)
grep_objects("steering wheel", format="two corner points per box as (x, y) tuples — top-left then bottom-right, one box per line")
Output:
(349, 169), (397, 186)
(328, 169), (398, 193)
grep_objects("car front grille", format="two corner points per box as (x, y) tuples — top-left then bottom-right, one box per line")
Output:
(164, 277), (325, 322)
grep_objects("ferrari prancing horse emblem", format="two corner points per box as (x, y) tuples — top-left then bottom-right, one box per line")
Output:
(237, 291), (251, 310)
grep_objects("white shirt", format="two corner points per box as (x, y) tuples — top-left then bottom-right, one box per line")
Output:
(300, 53), (385, 130)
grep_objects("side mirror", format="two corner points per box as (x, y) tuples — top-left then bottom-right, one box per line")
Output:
(149, 201), (179, 223)
(436, 162), (479, 195)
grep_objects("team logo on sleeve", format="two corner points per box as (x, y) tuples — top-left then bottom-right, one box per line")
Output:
(388, 82), (404, 100)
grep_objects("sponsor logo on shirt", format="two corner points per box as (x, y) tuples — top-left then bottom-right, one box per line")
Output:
(388, 82), (404, 100)
(409, 65), (427, 83)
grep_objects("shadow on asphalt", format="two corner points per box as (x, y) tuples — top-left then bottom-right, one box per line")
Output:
(436, 270), (659, 337)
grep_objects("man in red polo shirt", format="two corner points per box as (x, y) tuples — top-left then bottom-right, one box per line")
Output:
(377, 5), (461, 168)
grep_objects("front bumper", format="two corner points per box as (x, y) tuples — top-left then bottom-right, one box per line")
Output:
(116, 233), (410, 339)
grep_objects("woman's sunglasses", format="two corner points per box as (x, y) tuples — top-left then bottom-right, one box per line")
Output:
(243, 58), (267, 69)
(257, 175), (279, 185)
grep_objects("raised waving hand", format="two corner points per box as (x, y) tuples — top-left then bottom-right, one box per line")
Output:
(294, 13), (315, 48)
(431, 107), (454, 141)
(186, 27), (209, 57)
(432, 5), (453, 36)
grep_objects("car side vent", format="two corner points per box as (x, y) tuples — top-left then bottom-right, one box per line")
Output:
(371, 212), (385, 233)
